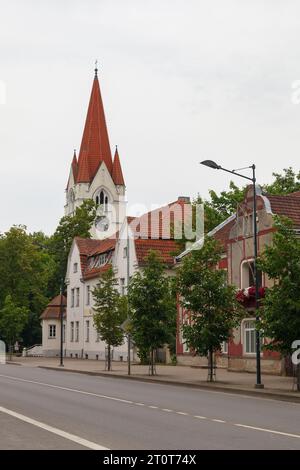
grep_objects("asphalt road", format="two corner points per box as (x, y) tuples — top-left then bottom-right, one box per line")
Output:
(0, 364), (300, 450)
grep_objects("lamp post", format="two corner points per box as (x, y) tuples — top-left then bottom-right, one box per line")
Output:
(200, 160), (264, 389)
(127, 223), (131, 376)
(59, 277), (65, 367)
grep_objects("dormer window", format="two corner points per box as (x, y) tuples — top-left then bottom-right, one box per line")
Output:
(88, 253), (108, 270)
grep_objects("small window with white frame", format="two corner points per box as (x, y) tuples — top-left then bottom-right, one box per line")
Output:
(75, 321), (79, 342)
(85, 320), (90, 342)
(70, 322), (74, 342)
(221, 341), (228, 354)
(120, 278), (126, 296)
(123, 247), (128, 258)
(73, 262), (78, 273)
(76, 288), (80, 307)
(71, 288), (75, 308)
(86, 285), (91, 305)
(48, 324), (56, 339)
(243, 319), (256, 354)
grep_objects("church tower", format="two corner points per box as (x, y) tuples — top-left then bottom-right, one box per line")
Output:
(65, 67), (126, 239)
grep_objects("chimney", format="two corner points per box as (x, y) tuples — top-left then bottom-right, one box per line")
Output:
(177, 196), (190, 203)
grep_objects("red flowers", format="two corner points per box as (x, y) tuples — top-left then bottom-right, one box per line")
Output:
(236, 286), (266, 303)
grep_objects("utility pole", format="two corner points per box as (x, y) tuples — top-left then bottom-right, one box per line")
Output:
(127, 222), (131, 376)
(200, 160), (264, 388)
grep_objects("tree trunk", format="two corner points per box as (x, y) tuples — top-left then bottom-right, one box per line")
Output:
(107, 344), (111, 371)
(208, 348), (213, 382)
(151, 348), (154, 376)
(9, 343), (12, 361)
(297, 363), (300, 392)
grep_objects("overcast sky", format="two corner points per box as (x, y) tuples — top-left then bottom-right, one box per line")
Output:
(1, 0), (300, 234)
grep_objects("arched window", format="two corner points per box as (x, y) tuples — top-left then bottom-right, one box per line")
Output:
(95, 189), (109, 212)
(100, 190), (104, 206)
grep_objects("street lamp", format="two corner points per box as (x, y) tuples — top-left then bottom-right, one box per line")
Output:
(59, 277), (65, 367)
(200, 160), (264, 389)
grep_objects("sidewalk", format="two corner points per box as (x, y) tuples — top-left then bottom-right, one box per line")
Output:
(7, 356), (300, 403)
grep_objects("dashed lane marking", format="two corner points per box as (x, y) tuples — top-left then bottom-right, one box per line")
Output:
(1, 373), (300, 441)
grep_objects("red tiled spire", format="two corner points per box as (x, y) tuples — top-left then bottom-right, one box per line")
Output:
(76, 150), (90, 183)
(77, 70), (113, 183)
(71, 150), (78, 182)
(112, 146), (125, 186)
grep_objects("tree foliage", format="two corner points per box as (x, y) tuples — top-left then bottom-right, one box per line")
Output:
(48, 199), (96, 295)
(92, 267), (126, 370)
(176, 237), (243, 380)
(264, 167), (300, 195)
(0, 295), (28, 358)
(0, 226), (55, 346)
(198, 167), (300, 234)
(258, 217), (300, 355)
(128, 250), (176, 374)
(258, 217), (300, 389)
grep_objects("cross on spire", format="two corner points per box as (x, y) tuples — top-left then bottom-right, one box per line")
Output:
(94, 59), (98, 77)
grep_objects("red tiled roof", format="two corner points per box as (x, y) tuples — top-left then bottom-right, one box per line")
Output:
(134, 238), (181, 267)
(40, 295), (67, 320)
(83, 263), (111, 280)
(75, 237), (116, 280)
(77, 74), (113, 183)
(75, 237), (104, 254)
(112, 147), (125, 186)
(75, 237), (106, 274)
(267, 194), (300, 228)
(88, 236), (117, 256)
(71, 151), (78, 182)
(76, 149), (90, 183)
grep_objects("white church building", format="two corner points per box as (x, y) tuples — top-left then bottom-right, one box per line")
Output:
(41, 67), (189, 360)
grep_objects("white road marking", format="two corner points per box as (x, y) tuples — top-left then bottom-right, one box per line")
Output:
(234, 423), (300, 440)
(0, 406), (108, 450)
(1, 372), (300, 442)
(0, 373), (134, 405)
(176, 411), (189, 416)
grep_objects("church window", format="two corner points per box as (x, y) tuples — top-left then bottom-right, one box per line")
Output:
(100, 191), (104, 205)
(95, 189), (109, 212)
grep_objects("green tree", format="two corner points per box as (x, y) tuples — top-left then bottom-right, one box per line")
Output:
(196, 167), (300, 234)
(49, 199), (96, 295)
(0, 226), (54, 346)
(128, 250), (176, 375)
(176, 237), (242, 381)
(0, 295), (28, 359)
(194, 182), (247, 234)
(264, 167), (300, 195)
(257, 216), (300, 390)
(92, 267), (126, 371)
